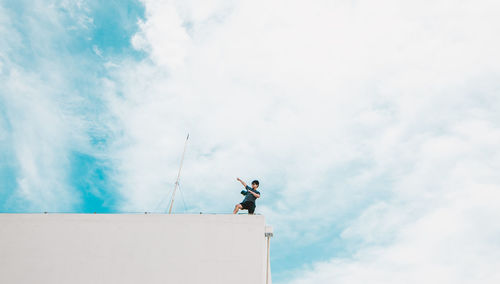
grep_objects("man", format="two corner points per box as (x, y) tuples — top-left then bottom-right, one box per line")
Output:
(233, 178), (261, 215)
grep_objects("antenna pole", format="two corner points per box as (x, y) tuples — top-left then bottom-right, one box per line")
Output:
(168, 133), (189, 214)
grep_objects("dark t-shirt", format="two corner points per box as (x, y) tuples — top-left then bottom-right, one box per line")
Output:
(242, 185), (260, 203)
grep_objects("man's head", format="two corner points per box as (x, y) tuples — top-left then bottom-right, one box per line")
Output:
(251, 180), (259, 189)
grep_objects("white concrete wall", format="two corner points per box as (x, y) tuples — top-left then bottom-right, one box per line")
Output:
(0, 214), (270, 284)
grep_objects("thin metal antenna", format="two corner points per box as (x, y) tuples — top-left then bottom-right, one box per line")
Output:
(168, 133), (189, 214)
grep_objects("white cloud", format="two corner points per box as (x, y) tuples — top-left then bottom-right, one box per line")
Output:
(93, 45), (103, 57)
(103, 0), (500, 282)
(132, 0), (191, 69)
(304, 120), (500, 284)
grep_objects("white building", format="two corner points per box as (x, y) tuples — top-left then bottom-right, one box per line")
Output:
(0, 214), (273, 284)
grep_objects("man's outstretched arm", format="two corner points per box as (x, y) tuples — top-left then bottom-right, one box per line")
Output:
(236, 177), (247, 188)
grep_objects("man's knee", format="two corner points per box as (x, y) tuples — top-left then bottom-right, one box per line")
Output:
(235, 204), (242, 209)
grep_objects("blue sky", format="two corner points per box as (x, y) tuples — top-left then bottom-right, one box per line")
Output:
(1, 0), (145, 213)
(1, 1), (500, 283)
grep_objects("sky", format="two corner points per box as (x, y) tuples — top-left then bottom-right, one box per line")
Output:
(1, 0), (500, 283)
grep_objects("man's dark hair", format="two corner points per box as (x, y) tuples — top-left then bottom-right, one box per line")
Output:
(252, 180), (259, 187)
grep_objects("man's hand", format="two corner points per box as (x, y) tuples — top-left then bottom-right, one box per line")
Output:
(236, 177), (247, 188)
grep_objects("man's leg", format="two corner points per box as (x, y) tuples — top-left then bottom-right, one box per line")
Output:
(248, 205), (255, 215)
(233, 203), (243, 214)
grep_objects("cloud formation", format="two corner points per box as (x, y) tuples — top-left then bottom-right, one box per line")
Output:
(0, 2), (91, 211)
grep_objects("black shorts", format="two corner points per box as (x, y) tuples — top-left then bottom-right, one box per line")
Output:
(240, 201), (256, 214)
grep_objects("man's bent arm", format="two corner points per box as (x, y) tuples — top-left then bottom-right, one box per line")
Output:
(248, 190), (260, 198)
